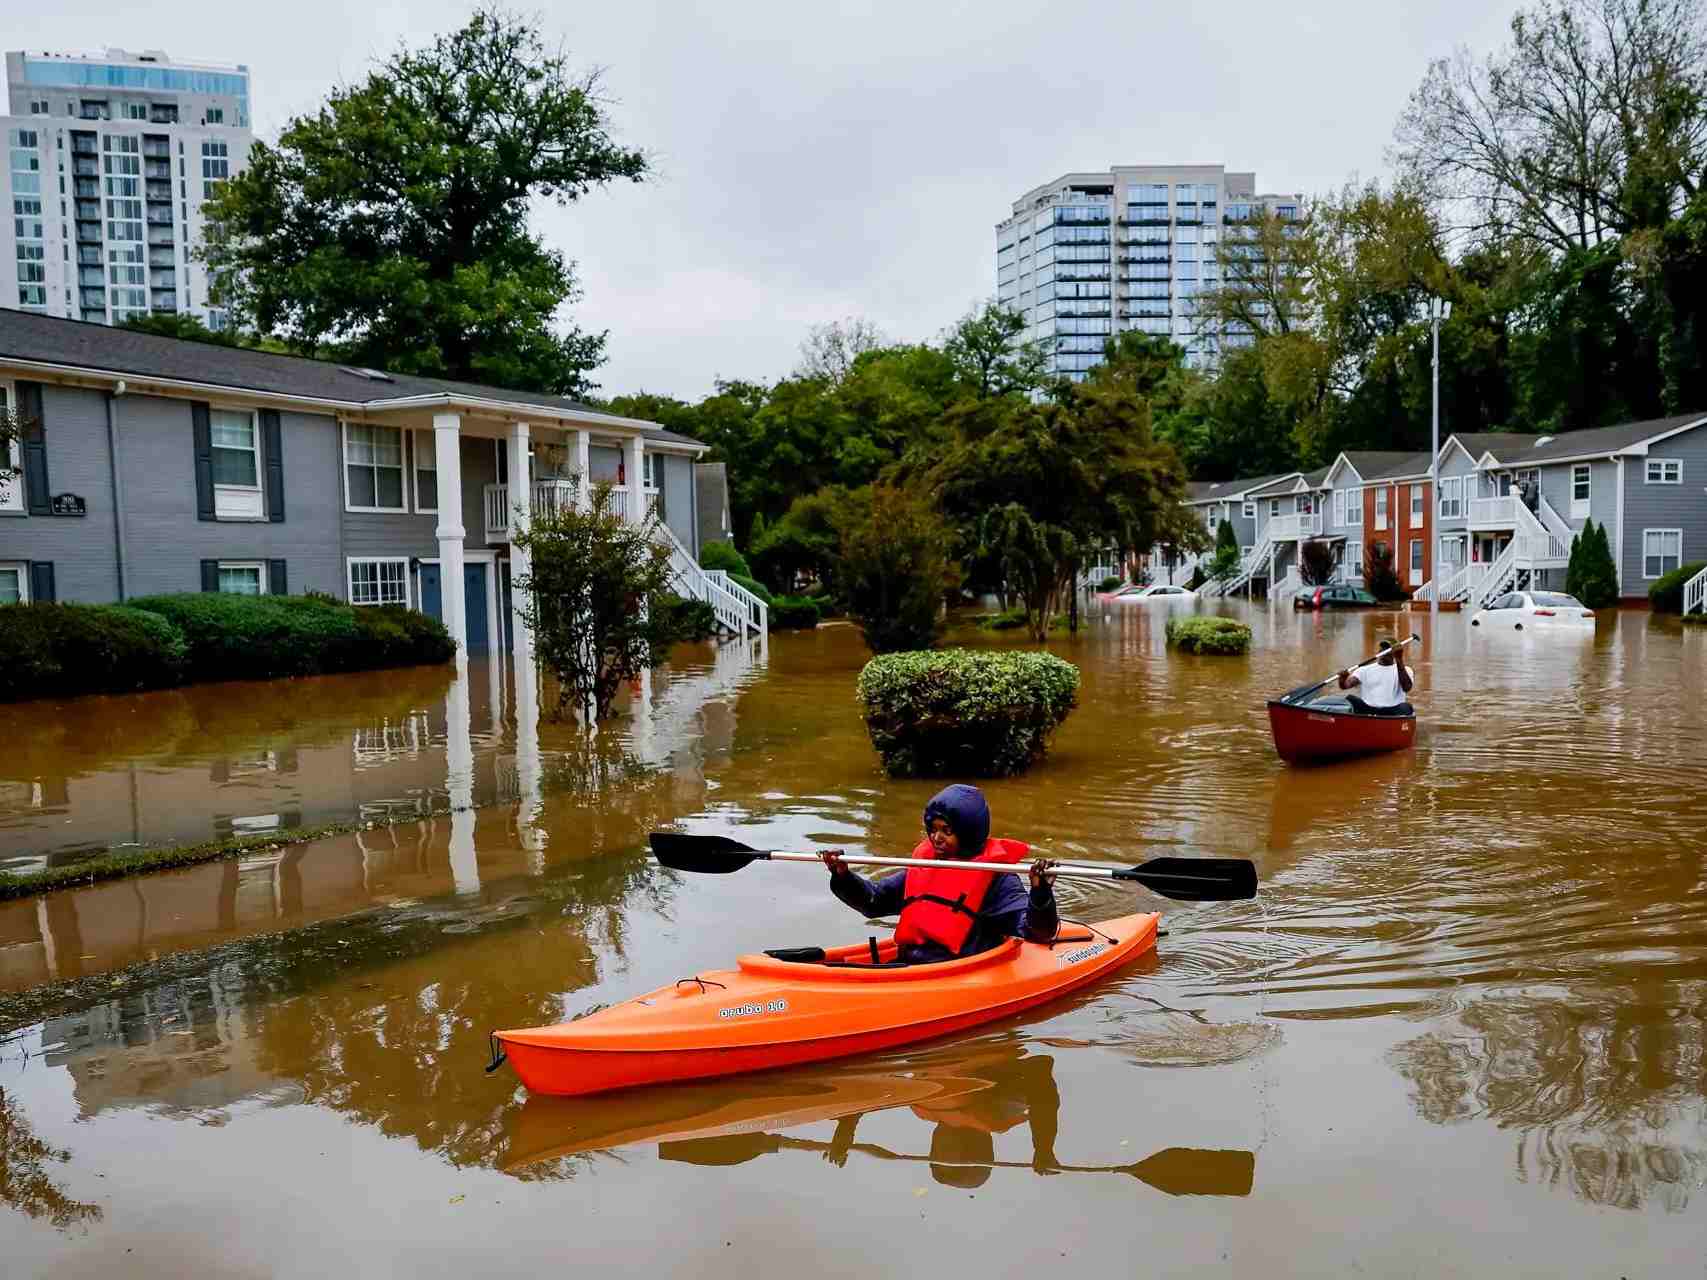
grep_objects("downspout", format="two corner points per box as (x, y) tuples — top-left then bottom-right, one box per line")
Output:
(107, 380), (129, 600)
(1614, 457), (1625, 598)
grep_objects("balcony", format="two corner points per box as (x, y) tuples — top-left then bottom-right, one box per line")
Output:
(146, 181), (173, 201)
(71, 138), (100, 158)
(75, 200), (101, 221)
(79, 288), (108, 308)
(147, 227), (176, 248)
(78, 247), (103, 266)
(142, 141), (171, 159)
(146, 210), (174, 226)
(78, 266), (105, 287)
(145, 160), (171, 180)
(150, 105), (180, 124)
(1266, 511), (1323, 541)
(76, 221), (103, 244)
(74, 178), (99, 198)
(1467, 495), (1524, 529)
(73, 158), (99, 178)
(150, 291), (178, 309)
(1054, 271), (1111, 283)
(483, 480), (658, 539)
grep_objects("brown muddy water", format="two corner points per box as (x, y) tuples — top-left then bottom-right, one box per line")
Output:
(2, 602), (1705, 1277)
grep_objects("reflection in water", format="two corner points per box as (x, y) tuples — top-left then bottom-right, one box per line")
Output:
(0, 1086), (101, 1230)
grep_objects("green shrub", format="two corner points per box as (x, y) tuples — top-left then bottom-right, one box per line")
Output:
(0, 603), (189, 701)
(769, 595), (821, 630)
(1363, 541), (1409, 602)
(1165, 616), (1252, 655)
(699, 540), (752, 577)
(728, 573), (774, 605)
(351, 605), (456, 666)
(976, 607), (1029, 631)
(1568, 518), (1620, 609)
(1647, 560), (1706, 613)
(856, 649), (1080, 778)
(1098, 575), (1123, 592)
(836, 484), (957, 654)
(657, 594), (718, 642)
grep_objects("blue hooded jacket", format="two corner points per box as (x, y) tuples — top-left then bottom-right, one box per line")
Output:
(831, 784), (1059, 962)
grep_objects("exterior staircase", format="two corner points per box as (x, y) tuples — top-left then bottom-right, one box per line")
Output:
(1684, 565), (1707, 616)
(1209, 535), (1276, 597)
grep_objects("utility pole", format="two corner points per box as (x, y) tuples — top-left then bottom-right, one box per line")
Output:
(1429, 297), (1452, 618)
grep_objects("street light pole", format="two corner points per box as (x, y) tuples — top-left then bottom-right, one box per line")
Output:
(1429, 297), (1451, 618)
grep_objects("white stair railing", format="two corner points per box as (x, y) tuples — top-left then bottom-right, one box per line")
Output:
(1215, 536), (1275, 597)
(1683, 565), (1707, 616)
(651, 519), (765, 637)
(1537, 494), (1576, 543)
(1471, 539), (1522, 609)
(704, 569), (770, 634)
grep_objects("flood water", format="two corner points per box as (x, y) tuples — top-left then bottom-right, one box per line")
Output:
(3, 602), (1705, 1276)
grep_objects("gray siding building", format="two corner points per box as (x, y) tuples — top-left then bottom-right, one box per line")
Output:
(0, 310), (760, 649)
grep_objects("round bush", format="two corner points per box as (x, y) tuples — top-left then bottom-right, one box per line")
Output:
(0, 603), (190, 701)
(1165, 616), (1252, 655)
(1648, 560), (1707, 613)
(769, 595), (821, 630)
(856, 649), (1080, 778)
(657, 595), (718, 642)
(699, 540), (752, 577)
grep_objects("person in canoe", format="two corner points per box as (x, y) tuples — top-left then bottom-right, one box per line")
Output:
(820, 783), (1059, 964)
(1338, 637), (1413, 716)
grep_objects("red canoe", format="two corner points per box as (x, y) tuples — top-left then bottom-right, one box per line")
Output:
(1266, 698), (1415, 764)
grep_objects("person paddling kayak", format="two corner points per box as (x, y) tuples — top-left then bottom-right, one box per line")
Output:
(820, 784), (1059, 964)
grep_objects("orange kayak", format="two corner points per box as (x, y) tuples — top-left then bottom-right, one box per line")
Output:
(495, 912), (1160, 1097)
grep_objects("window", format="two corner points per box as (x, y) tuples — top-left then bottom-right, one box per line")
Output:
(1410, 485), (1423, 524)
(643, 450), (665, 491)
(1375, 487), (1388, 529)
(1349, 540), (1363, 575)
(123, 102), (147, 120)
(1571, 463), (1591, 516)
(1643, 529), (1682, 579)
(1242, 500), (1255, 518)
(348, 557), (409, 606)
(0, 563), (25, 604)
(1646, 459), (1682, 484)
(1346, 492), (1362, 526)
(1333, 489), (1345, 526)
(1269, 498), (1280, 518)
(206, 107), (224, 124)
(210, 408), (263, 518)
(344, 424), (405, 510)
(217, 561), (264, 595)
(413, 430), (437, 512)
(1439, 475), (1462, 519)
(1410, 539), (1424, 578)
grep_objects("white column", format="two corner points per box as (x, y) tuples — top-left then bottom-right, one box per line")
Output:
(514, 648), (545, 875)
(433, 412), (467, 657)
(626, 434), (646, 525)
(444, 665), (479, 895)
(575, 428), (591, 510)
(507, 420), (532, 667)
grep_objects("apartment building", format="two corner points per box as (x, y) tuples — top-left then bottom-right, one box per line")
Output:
(995, 164), (1301, 380)
(2, 48), (252, 330)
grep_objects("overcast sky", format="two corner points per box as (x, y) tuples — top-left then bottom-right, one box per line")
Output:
(18, 2), (1524, 400)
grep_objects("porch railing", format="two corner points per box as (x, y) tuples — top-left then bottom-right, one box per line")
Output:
(1684, 565), (1707, 616)
(1266, 510), (1323, 541)
(483, 481), (657, 539)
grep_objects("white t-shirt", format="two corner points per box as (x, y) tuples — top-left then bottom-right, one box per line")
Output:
(1355, 660), (1407, 707)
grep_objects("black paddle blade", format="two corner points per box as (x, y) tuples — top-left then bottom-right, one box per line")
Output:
(1114, 857), (1258, 901)
(648, 831), (767, 874)
(1128, 1148), (1256, 1197)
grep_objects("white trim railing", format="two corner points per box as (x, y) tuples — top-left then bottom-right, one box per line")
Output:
(654, 522), (765, 637)
(1684, 565), (1707, 616)
(1467, 494), (1522, 530)
(1266, 511), (1324, 541)
(704, 570), (770, 634)
(483, 481), (659, 539)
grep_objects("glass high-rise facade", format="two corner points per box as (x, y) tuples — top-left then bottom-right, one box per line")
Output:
(995, 165), (1300, 381)
(0, 49), (252, 328)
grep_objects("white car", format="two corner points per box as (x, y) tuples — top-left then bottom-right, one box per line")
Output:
(1107, 584), (1196, 603)
(1469, 590), (1596, 631)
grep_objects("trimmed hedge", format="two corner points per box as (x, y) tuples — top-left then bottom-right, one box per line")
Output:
(769, 595), (821, 630)
(1648, 560), (1707, 613)
(729, 573), (773, 606)
(1098, 575), (1123, 592)
(658, 594), (719, 642)
(0, 594), (453, 702)
(1165, 616), (1252, 655)
(0, 603), (190, 701)
(699, 540), (752, 577)
(977, 607), (1029, 631)
(856, 648), (1080, 778)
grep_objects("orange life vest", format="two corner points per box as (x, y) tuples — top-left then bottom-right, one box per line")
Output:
(893, 836), (1030, 955)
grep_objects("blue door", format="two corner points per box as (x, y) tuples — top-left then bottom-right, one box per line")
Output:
(418, 562), (489, 652)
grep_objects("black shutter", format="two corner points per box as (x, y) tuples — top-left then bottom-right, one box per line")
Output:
(17, 382), (49, 516)
(28, 561), (55, 603)
(192, 402), (214, 520)
(200, 559), (219, 592)
(261, 409), (284, 521)
(268, 559), (287, 595)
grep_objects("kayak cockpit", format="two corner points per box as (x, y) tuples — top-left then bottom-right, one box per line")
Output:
(738, 936), (1025, 981)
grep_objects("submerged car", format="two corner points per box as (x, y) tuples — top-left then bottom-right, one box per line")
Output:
(1106, 584), (1196, 603)
(1294, 584), (1380, 610)
(1469, 590), (1595, 630)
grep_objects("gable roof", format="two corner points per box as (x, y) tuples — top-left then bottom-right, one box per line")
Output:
(1338, 451), (1425, 484)
(1480, 414), (1707, 465)
(1184, 471), (1298, 504)
(0, 309), (703, 443)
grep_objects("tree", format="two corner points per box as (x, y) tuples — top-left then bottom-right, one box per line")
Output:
(833, 484), (957, 653)
(201, 9), (647, 395)
(1365, 540), (1409, 601)
(796, 318), (886, 383)
(942, 302), (1051, 399)
(118, 312), (243, 347)
(512, 487), (689, 721)
(750, 486), (853, 594)
(1208, 518), (1242, 582)
(1568, 517), (1620, 605)
(1300, 539), (1337, 585)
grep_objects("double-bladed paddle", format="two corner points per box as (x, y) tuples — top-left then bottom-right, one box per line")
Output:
(648, 832), (1257, 902)
(1279, 631), (1422, 706)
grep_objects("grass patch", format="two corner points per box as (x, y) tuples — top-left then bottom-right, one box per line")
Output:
(1165, 616), (1253, 655)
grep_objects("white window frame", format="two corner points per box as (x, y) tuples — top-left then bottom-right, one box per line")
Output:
(0, 561), (27, 605)
(1375, 486), (1388, 530)
(1332, 489), (1345, 526)
(1645, 458), (1682, 485)
(1571, 463), (1592, 517)
(1345, 490), (1363, 527)
(1348, 539), (1364, 576)
(342, 422), (407, 514)
(1269, 498), (1280, 519)
(1241, 499), (1255, 519)
(1642, 528), (1682, 580)
(0, 379), (22, 515)
(216, 560), (266, 596)
(412, 429), (438, 514)
(1438, 475), (1462, 519)
(643, 449), (664, 492)
(347, 556), (411, 607)
(1410, 484), (1423, 525)
(1409, 538), (1424, 584)
(210, 407), (264, 520)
